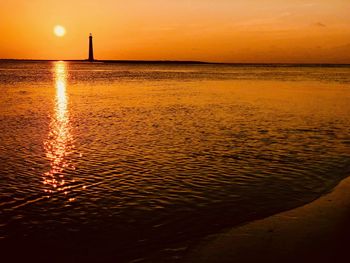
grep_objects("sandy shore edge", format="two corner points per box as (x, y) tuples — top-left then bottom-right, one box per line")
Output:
(184, 175), (350, 263)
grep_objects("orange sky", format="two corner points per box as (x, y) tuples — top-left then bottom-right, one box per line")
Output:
(1, 0), (349, 63)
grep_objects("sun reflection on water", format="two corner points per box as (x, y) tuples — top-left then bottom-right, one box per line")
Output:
(43, 61), (75, 194)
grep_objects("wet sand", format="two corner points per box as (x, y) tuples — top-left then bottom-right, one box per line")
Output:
(185, 176), (350, 263)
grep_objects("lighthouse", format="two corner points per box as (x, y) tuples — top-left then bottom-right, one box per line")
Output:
(88, 33), (94, 62)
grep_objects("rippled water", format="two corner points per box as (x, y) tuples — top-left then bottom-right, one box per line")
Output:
(1, 61), (350, 262)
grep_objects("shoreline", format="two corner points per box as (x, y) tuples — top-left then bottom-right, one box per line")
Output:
(184, 175), (350, 263)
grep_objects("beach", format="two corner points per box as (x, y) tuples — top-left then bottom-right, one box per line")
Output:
(185, 174), (350, 263)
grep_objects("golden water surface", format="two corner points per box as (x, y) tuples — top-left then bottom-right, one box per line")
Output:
(1, 62), (350, 261)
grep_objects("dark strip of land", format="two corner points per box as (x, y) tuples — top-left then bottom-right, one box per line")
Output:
(1, 59), (350, 67)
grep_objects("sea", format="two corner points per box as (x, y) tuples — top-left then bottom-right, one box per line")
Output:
(1, 61), (350, 262)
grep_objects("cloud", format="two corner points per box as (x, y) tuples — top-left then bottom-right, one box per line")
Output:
(314, 22), (326, 27)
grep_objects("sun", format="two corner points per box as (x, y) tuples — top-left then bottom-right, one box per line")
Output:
(54, 25), (66, 37)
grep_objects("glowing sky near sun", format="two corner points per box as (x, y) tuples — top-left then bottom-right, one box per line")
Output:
(0, 0), (349, 63)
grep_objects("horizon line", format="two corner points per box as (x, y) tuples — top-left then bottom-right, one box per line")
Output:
(0, 58), (350, 67)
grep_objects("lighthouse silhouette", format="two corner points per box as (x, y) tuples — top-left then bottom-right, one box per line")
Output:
(88, 33), (94, 62)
